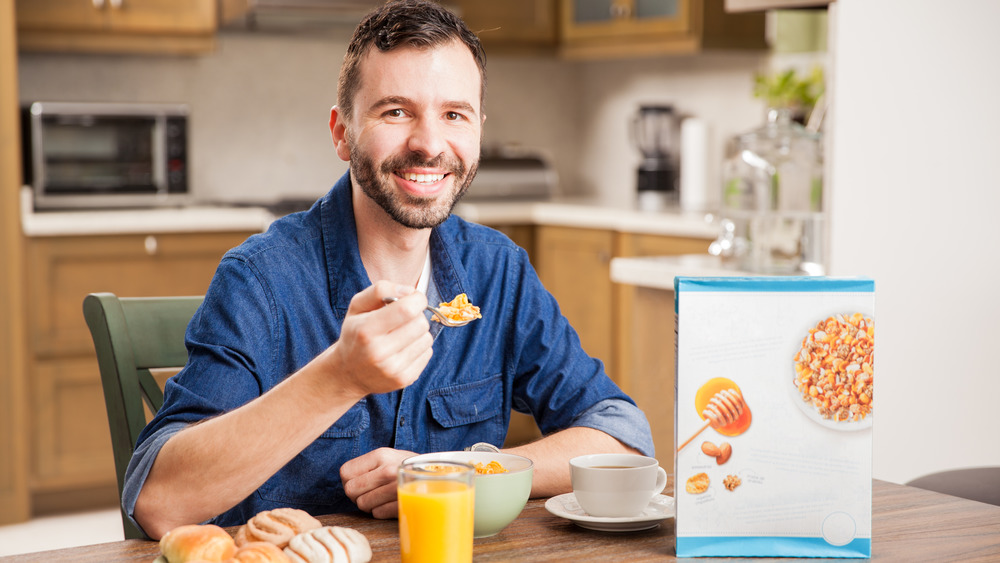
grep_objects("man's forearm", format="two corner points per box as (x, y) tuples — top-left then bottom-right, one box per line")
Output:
(506, 426), (639, 498)
(133, 359), (363, 539)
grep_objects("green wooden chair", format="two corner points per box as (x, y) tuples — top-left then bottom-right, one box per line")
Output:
(82, 292), (203, 539)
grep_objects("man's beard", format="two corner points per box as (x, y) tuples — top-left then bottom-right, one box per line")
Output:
(351, 146), (478, 229)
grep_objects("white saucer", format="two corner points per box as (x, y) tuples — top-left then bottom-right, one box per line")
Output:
(544, 492), (674, 532)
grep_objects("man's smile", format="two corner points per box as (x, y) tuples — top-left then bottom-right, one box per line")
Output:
(398, 171), (447, 184)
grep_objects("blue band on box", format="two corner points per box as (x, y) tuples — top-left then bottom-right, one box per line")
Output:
(675, 276), (874, 293)
(677, 536), (872, 558)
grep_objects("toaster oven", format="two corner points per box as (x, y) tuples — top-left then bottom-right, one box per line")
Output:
(22, 101), (190, 210)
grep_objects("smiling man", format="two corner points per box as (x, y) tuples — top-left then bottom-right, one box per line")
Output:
(123, 0), (654, 540)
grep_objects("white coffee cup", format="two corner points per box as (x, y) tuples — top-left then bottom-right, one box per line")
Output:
(569, 453), (668, 518)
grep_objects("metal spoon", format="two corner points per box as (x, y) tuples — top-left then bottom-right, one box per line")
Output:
(382, 296), (474, 327)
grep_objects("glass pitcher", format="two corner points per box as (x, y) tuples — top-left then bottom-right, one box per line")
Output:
(712, 108), (824, 275)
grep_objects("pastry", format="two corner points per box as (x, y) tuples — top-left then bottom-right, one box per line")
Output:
(230, 541), (293, 562)
(235, 508), (322, 549)
(159, 524), (237, 563)
(283, 526), (372, 563)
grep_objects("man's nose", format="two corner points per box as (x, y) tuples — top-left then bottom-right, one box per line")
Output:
(407, 117), (447, 159)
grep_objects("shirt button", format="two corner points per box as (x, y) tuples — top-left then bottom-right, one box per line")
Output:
(399, 417), (405, 427)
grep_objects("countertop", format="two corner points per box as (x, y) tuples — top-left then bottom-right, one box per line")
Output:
(610, 254), (753, 290)
(22, 187), (720, 240)
(21, 187), (276, 236)
(454, 196), (718, 239)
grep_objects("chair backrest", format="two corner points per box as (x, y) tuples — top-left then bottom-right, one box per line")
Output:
(83, 292), (203, 539)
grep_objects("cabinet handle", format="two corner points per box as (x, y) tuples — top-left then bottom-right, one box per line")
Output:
(610, 1), (631, 19)
(144, 235), (159, 256)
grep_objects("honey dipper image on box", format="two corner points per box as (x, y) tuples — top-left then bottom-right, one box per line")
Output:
(679, 377), (751, 494)
(678, 377), (752, 454)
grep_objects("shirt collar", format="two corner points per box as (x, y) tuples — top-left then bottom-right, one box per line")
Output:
(321, 172), (467, 321)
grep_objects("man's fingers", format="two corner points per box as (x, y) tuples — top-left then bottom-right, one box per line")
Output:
(354, 481), (398, 515)
(371, 500), (399, 520)
(340, 450), (380, 485)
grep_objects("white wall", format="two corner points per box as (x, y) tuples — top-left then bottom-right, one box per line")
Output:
(575, 52), (768, 208)
(18, 32), (765, 205)
(17, 32), (587, 204)
(829, 0), (1000, 484)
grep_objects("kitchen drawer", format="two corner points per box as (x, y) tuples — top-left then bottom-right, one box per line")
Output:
(26, 231), (252, 359)
(16, 0), (217, 55)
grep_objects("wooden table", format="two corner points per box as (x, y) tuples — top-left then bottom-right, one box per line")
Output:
(6, 480), (1000, 562)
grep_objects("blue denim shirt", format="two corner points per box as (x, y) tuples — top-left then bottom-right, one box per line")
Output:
(123, 172), (653, 531)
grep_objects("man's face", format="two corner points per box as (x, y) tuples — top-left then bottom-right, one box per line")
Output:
(344, 40), (483, 229)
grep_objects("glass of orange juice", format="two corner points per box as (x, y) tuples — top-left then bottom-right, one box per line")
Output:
(398, 460), (475, 563)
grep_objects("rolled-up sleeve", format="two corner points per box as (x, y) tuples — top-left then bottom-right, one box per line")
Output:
(570, 398), (655, 457)
(120, 421), (186, 537)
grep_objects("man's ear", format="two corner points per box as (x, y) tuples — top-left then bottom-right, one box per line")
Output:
(330, 106), (351, 162)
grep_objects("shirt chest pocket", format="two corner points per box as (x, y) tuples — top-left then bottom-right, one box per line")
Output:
(427, 375), (505, 452)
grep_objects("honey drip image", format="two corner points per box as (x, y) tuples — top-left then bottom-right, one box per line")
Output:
(678, 377), (752, 452)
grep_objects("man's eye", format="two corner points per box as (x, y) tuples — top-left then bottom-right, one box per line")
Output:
(386, 109), (405, 118)
(446, 111), (464, 121)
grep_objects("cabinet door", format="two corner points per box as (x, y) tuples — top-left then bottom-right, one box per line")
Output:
(17, 0), (215, 34)
(612, 232), (712, 469)
(457, 0), (558, 49)
(25, 232), (254, 504)
(534, 226), (615, 373)
(17, 0), (217, 54)
(27, 232), (250, 359)
(560, 0), (765, 58)
(15, 0), (110, 32)
(562, 0), (692, 42)
(106, 0), (216, 34)
(30, 356), (115, 491)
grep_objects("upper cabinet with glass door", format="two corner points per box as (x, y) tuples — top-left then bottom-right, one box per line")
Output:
(561, 0), (766, 58)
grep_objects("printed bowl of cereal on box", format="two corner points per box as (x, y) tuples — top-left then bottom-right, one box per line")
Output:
(791, 312), (874, 431)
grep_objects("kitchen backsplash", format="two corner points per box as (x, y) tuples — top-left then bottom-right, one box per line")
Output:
(18, 31), (776, 209)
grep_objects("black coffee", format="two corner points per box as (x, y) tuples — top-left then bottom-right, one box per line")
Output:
(590, 465), (635, 469)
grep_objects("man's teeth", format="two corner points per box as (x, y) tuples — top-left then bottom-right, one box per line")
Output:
(402, 172), (445, 184)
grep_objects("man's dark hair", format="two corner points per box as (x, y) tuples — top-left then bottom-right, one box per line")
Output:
(337, 0), (487, 119)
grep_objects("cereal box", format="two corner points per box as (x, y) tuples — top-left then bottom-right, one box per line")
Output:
(674, 276), (873, 558)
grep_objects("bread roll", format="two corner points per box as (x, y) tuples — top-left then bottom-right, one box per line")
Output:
(235, 508), (322, 549)
(159, 524), (237, 563)
(283, 526), (372, 563)
(230, 541), (293, 562)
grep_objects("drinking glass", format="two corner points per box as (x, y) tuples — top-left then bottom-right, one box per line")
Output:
(398, 460), (475, 563)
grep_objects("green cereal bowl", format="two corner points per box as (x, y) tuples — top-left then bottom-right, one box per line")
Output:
(405, 451), (534, 538)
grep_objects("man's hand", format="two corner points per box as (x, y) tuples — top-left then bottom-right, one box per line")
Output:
(341, 447), (415, 518)
(318, 281), (434, 401)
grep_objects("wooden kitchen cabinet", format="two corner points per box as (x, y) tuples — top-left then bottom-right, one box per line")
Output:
(534, 226), (616, 368)
(614, 232), (711, 469)
(560, 0), (766, 59)
(456, 0), (559, 52)
(24, 230), (253, 512)
(531, 227), (710, 387)
(16, 0), (217, 55)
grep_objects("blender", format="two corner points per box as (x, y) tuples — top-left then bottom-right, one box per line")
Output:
(630, 104), (680, 211)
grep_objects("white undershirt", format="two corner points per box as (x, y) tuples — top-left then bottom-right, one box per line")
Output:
(416, 247), (432, 294)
